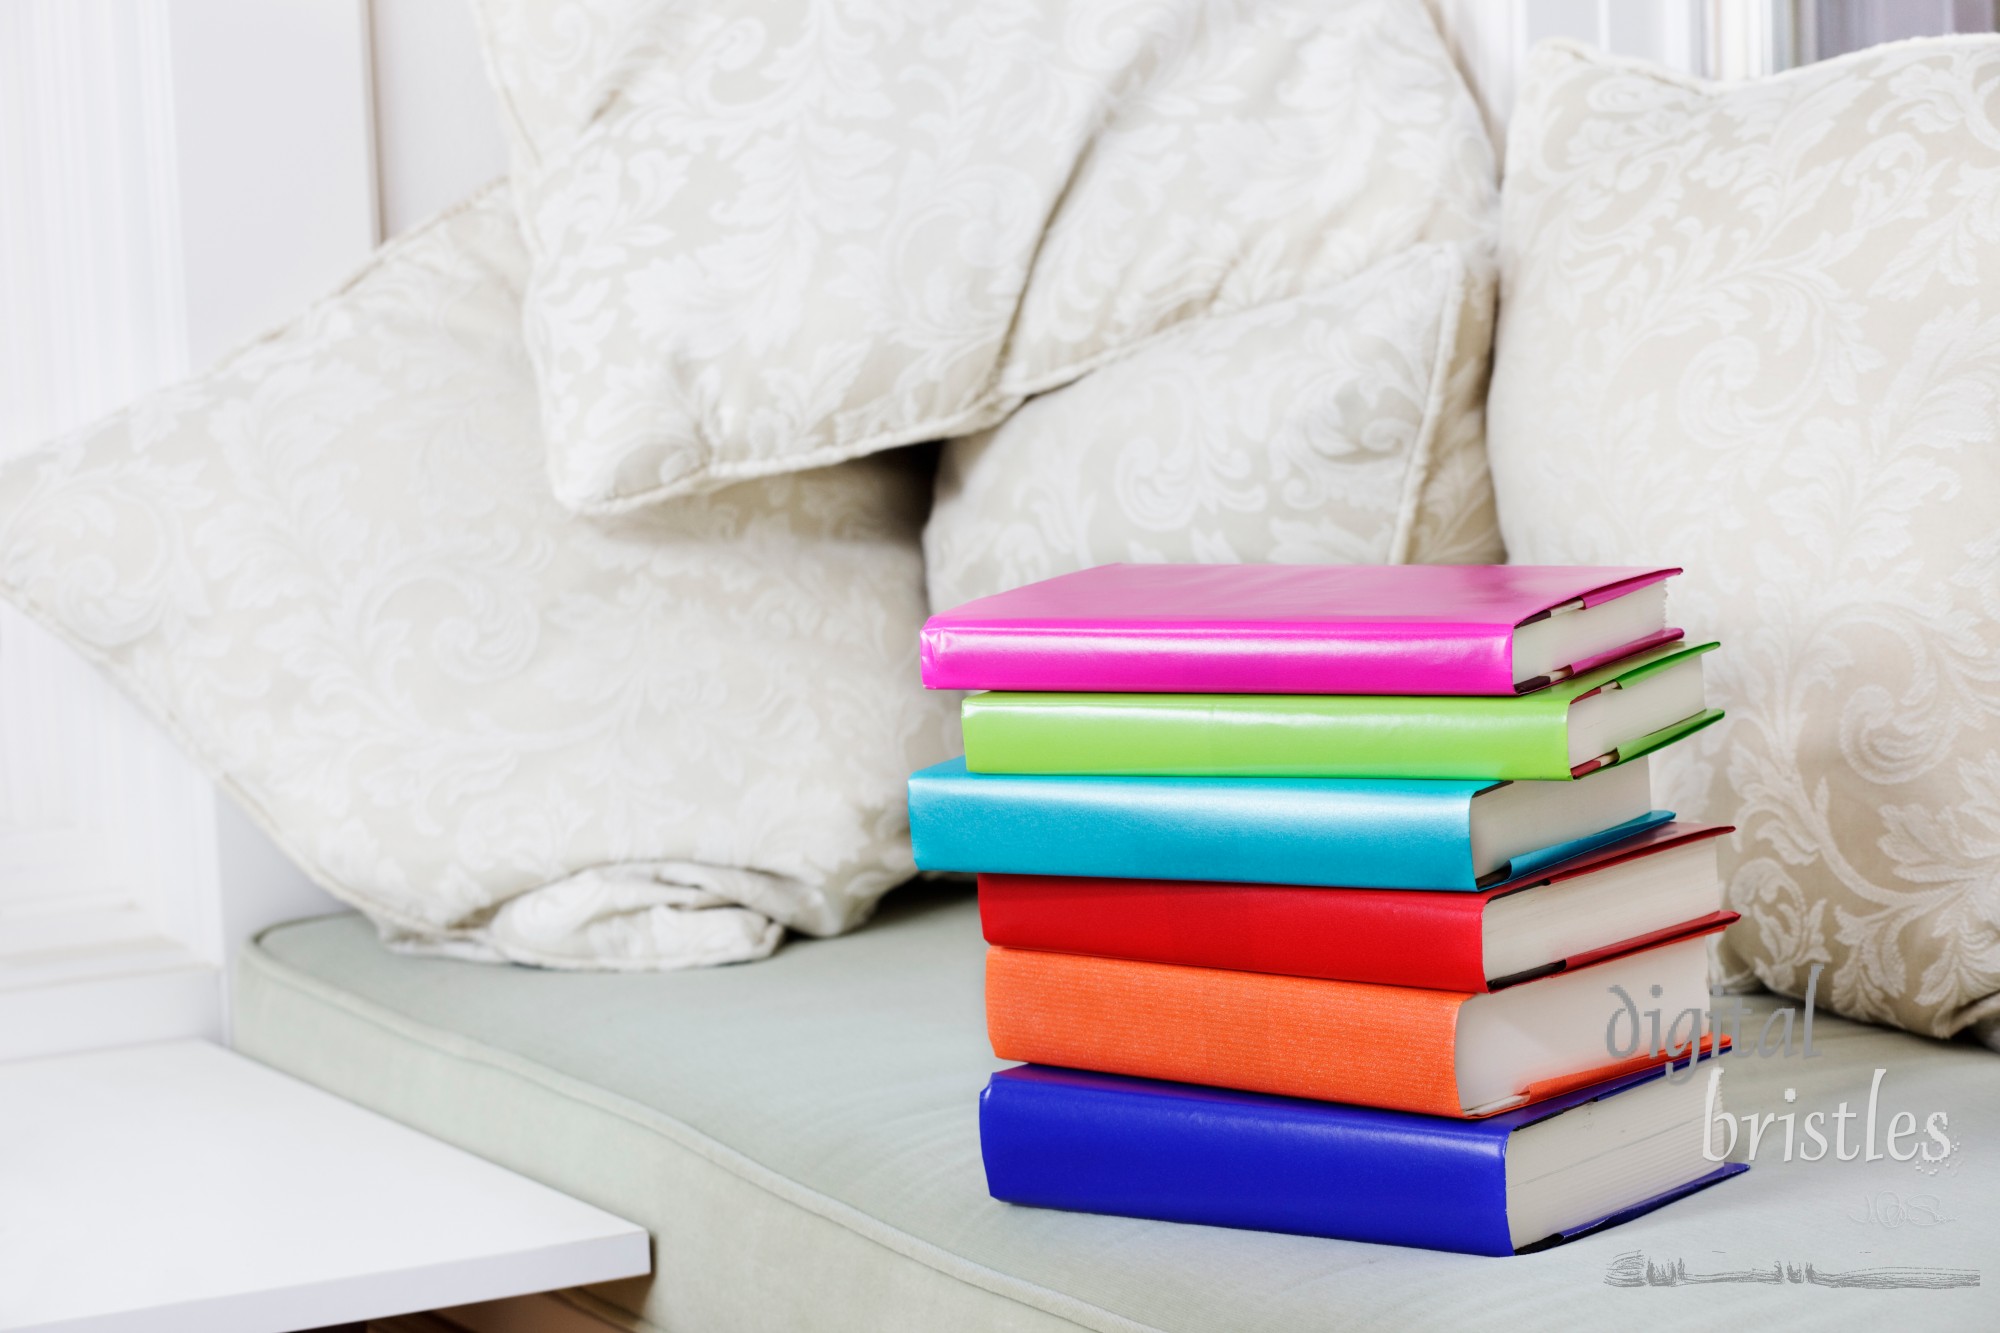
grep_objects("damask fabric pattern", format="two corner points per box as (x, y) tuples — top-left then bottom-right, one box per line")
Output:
(0, 186), (956, 970)
(470, 0), (1498, 513)
(1487, 39), (2000, 1041)
(924, 243), (1504, 615)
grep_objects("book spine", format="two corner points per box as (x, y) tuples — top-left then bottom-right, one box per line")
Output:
(960, 692), (1571, 780)
(985, 946), (1471, 1116)
(980, 1067), (1515, 1256)
(978, 874), (1494, 991)
(920, 624), (1516, 695)
(907, 765), (1483, 890)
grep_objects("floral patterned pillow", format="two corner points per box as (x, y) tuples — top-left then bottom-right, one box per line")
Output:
(0, 186), (955, 970)
(924, 243), (1504, 614)
(1487, 38), (2000, 1041)
(470, 0), (1497, 512)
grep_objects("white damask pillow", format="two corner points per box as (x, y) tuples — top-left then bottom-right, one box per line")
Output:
(924, 242), (1503, 613)
(470, 0), (1496, 512)
(0, 185), (953, 970)
(1488, 39), (2000, 1041)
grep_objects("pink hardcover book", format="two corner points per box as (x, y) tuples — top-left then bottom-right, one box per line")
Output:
(920, 564), (1684, 696)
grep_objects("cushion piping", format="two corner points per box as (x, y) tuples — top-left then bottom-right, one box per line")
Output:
(545, 243), (1487, 517)
(1385, 245), (1469, 564)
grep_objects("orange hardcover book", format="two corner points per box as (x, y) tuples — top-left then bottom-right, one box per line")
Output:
(986, 933), (1728, 1118)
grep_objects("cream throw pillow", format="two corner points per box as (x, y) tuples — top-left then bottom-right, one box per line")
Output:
(471, 0), (1498, 512)
(0, 185), (954, 970)
(925, 243), (1503, 613)
(1488, 38), (2000, 1040)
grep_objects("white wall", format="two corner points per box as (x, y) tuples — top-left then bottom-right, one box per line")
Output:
(368, 0), (510, 237)
(169, 0), (382, 363)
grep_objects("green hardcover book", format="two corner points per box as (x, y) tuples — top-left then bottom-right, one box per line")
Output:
(960, 641), (1721, 781)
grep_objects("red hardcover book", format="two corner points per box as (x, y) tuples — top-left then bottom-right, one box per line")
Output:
(978, 822), (1733, 993)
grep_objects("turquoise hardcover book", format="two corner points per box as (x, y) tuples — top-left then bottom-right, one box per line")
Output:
(907, 757), (1669, 891)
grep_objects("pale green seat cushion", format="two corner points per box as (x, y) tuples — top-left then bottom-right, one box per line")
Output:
(235, 885), (2000, 1332)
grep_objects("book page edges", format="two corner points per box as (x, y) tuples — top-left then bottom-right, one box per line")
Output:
(1569, 567), (1681, 611)
(1468, 1034), (1733, 1118)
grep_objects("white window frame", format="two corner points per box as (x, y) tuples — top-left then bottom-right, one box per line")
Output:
(1, 0), (377, 1060)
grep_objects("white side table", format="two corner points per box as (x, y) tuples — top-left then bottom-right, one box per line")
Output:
(0, 1041), (648, 1332)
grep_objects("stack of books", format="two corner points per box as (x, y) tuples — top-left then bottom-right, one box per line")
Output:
(909, 564), (1748, 1256)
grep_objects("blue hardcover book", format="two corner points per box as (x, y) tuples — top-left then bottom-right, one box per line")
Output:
(980, 1065), (1744, 1256)
(908, 757), (1669, 890)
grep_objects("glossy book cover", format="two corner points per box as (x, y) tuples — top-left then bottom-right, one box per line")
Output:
(980, 1064), (1745, 1256)
(976, 822), (1736, 991)
(907, 756), (1671, 891)
(960, 641), (1722, 780)
(920, 563), (1682, 695)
